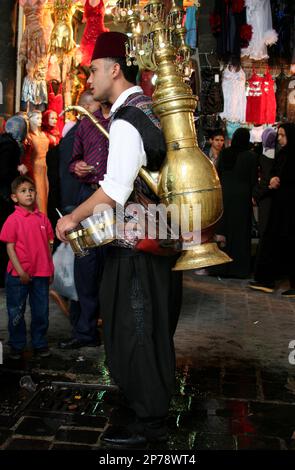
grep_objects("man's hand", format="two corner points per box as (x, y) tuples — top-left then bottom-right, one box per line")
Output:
(74, 160), (95, 177)
(17, 164), (28, 175)
(19, 271), (31, 284)
(269, 176), (280, 190)
(56, 214), (78, 242)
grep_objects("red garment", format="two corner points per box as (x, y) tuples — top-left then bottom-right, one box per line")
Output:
(246, 72), (263, 124)
(0, 205), (54, 277)
(42, 109), (61, 146)
(47, 82), (64, 134)
(22, 139), (34, 178)
(260, 72), (276, 124)
(80, 0), (109, 66)
(139, 70), (155, 98)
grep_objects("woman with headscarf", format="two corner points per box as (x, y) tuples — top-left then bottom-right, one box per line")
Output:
(253, 127), (277, 237)
(0, 115), (28, 286)
(211, 127), (258, 278)
(249, 122), (295, 297)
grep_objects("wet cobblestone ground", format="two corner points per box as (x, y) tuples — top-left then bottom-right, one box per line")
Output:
(1, 272), (295, 451)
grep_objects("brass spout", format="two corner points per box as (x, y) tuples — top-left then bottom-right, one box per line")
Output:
(137, 168), (159, 196)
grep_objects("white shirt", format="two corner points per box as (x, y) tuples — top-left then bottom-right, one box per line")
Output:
(219, 66), (246, 123)
(99, 86), (147, 205)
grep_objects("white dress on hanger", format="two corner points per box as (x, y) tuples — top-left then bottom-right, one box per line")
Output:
(241, 0), (278, 60)
(219, 66), (246, 123)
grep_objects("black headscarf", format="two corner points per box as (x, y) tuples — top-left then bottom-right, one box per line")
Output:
(278, 122), (295, 152)
(272, 122), (295, 178)
(219, 127), (250, 171)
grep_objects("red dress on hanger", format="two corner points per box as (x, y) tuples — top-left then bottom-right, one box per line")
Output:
(80, 0), (109, 66)
(246, 71), (263, 125)
(260, 71), (276, 124)
(47, 82), (64, 134)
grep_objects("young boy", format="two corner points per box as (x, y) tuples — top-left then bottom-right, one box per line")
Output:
(0, 176), (54, 359)
(204, 129), (225, 167)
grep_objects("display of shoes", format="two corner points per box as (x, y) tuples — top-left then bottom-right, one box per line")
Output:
(58, 337), (101, 350)
(281, 289), (295, 298)
(49, 289), (69, 316)
(248, 281), (275, 293)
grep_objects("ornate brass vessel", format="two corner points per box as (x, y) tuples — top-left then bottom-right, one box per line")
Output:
(118, 0), (231, 270)
(63, 0), (231, 270)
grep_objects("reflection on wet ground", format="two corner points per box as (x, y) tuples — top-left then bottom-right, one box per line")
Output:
(1, 273), (295, 450)
(1, 361), (295, 450)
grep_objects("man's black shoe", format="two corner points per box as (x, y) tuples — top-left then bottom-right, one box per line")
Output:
(100, 425), (147, 447)
(58, 338), (101, 349)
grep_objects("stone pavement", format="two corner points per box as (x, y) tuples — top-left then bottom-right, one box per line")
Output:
(0, 272), (295, 451)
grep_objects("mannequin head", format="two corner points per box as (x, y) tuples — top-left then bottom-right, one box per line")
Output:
(42, 109), (60, 144)
(43, 110), (58, 128)
(28, 110), (42, 132)
(49, 111), (58, 127)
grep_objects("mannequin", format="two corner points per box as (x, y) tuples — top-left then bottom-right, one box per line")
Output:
(26, 110), (50, 214)
(42, 109), (61, 227)
(42, 109), (60, 146)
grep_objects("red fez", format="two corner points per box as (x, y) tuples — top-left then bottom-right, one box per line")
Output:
(91, 32), (128, 61)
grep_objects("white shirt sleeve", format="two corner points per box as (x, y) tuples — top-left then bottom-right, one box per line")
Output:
(99, 119), (147, 206)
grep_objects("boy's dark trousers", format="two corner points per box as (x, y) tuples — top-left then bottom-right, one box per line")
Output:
(5, 273), (49, 351)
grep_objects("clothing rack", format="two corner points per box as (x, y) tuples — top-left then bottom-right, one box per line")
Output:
(199, 51), (220, 69)
(241, 57), (293, 79)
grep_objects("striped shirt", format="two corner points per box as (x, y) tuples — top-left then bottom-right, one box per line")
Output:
(69, 108), (110, 184)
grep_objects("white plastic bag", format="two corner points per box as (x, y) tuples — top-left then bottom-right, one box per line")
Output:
(51, 243), (78, 301)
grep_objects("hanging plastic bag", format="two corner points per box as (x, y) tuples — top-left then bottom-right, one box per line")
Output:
(51, 242), (78, 301)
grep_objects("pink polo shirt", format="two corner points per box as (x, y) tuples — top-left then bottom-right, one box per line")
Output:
(0, 205), (54, 277)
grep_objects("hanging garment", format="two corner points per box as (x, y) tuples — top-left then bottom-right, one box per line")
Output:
(200, 69), (224, 115)
(185, 5), (197, 49)
(80, 0), (109, 66)
(219, 66), (246, 122)
(269, 0), (293, 61)
(226, 121), (242, 140)
(50, 0), (77, 54)
(21, 75), (48, 107)
(19, 2), (49, 76)
(286, 77), (295, 122)
(47, 82), (64, 134)
(246, 72), (263, 124)
(260, 72), (276, 124)
(26, 131), (50, 215)
(210, 0), (251, 63)
(276, 71), (289, 121)
(241, 0), (278, 60)
(250, 125), (265, 143)
(46, 54), (61, 82)
(139, 70), (155, 98)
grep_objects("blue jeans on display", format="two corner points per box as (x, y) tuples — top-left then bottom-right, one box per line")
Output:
(5, 273), (49, 351)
